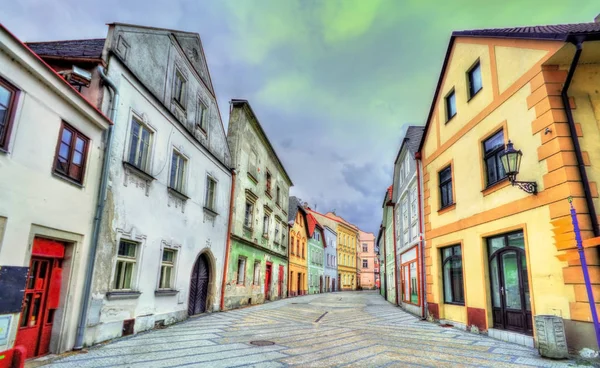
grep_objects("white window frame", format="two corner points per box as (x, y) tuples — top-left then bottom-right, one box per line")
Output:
(126, 115), (154, 172)
(205, 175), (217, 211)
(112, 238), (141, 291)
(158, 247), (177, 290)
(196, 99), (208, 133)
(169, 149), (188, 193)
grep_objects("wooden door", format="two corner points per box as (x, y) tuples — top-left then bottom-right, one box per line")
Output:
(188, 255), (209, 315)
(264, 263), (272, 299)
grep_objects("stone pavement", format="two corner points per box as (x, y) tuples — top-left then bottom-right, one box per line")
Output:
(44, 291), (583, 367)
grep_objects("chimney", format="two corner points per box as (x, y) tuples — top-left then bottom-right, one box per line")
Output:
(595, 13), (600, 23)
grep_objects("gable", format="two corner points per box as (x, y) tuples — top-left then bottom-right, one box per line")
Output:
(173, 33), (214, 94)
(495, 45), (549, 94)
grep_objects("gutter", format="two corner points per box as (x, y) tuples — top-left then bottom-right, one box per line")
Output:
(415, 152), (427, 319)
(74, 65), (119, 349)
(220, 169), (237, 310)
(561, 39), (600, 237)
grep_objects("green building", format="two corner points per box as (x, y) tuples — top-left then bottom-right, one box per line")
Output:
(307, 213), (325, 294)
(224, 100), (293, 309)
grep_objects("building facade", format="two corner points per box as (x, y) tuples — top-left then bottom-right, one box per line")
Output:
(377, 227), (386, 298)
(224, 99), (292, 309)
(358, 231), (377, 289)
(323, 225), (338, 292)
(382, 187), (397, 304)
(307, 213), (325, 294)
(419, 21), (600, 350)
(288, 196), (308, 296)
(332, 217), (358, 291)
(393, 126), (425, 317)
(0, 25), (111, 357)
(29, 23), (234, 346)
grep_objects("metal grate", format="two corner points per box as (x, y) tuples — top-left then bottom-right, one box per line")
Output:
(250, 340), (275, 346)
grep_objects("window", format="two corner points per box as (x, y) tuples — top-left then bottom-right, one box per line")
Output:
(302, 241), (305, 258)
(169, 151), (186, 193)
(439, 166), (453, 209)
(291, 235), (295, 254)
(244, 201), (254, 229)
(205, 176), (217, 211)
(483, 130), (506, 187)
(276, 186), (281, 206)
(128, 118), (152, 171)
(468, 61), (482, 99)
(196, 100), (207, 132)
(248, 151), (257, 179)
(401, 248), (419, 304)
(173, 69), (186, 107)
(404, 154), (410, 178)
(262, 214), (270, 237)
(362, 243), (368, 252)
(402, 199), (409, 244)
(442, 245), (464, 305)
(362, 259), (368, 269)
(252, 261), (261, 285)
(114, 240), (137, 290)
(237, 257), (246, 284)
(54, 122), (89, 184)
(296, 238), (300, 256)
(0, 77), (18, 149)
(266, 171), (272, 194)
(274, 221), (280, 243)
(445, 89), (457, 121)
(159, 249), (176, 289)
(281, 226), (286, 246)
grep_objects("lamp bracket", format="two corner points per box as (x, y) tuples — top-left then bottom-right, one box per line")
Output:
(511, 180), (538, 195)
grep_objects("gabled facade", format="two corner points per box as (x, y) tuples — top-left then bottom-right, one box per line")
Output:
(418, 20), (600, 350)
(288, 196), (308, 296)
(29, 23), (234, 347)
(325, 212), (358, 291)
(323, 225), (338, 292)
(382, 186), (396, 304)
(0, 25), (111, 357)
(392, 126), (425, 317)
(225, 99), (292, 309)
(307, 213), (326, 294)
(358, 231), (377, 290)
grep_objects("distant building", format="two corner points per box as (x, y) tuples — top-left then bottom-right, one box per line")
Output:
(323, 225), (338, 292)
(358, 231), (377, 290)
(307, 213), (325, 294)
(324, 212), (359, 291)
(382, 186), (396, 304)
(224, 99), (292, 309)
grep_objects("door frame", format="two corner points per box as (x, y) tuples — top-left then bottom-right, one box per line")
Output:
(264, 262), (272, 300)
(187, 249), (216, 315)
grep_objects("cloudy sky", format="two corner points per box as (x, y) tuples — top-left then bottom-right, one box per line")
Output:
(2, 0), (597, 233)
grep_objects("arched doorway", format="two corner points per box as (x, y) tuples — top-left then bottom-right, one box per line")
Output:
(188, 254), (209, 315)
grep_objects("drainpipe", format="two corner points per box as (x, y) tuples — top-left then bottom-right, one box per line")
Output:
(74, 66), (119, 350)
(382, 225), (387, 301)
(415, 153), (427, 319)
(561, 39), (599, 237)
(220, 169), (236, 311)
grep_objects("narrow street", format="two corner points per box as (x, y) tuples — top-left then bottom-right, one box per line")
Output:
(42, 291), (579, 367)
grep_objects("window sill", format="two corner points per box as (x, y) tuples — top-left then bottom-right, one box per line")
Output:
(52, 172), (84, 189)
(443, 301), (465, 306)
(106, 290), (142, 300)
(203, 206), (218, 216)
(247, 172), (258, 184)
(467, 88), (482, 102)
(265, 191), (272, 199)
(155, 289), (179, 296)
(168, 187), (190, 201)
(173, 99), (186, 111)
(123, 161), (156, 182)
(438, 203), (456, 215)
(482, 177), (510, 196)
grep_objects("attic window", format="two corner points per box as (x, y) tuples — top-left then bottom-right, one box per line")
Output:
(445, 89), (456, 122)
(173, 69), (187, 109)
(468, 61), (482, 99)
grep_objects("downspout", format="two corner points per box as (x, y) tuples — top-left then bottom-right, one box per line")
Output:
(74, 65), (119, 350)
(382, 226), (387, 300)
(220, 169), (236, 310)
(415, 152), (426, 319)
(561, 38), (600, 237)
(391, 203), (400, 306)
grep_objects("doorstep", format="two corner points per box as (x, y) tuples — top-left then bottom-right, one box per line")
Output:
(488, 328), (535, 348)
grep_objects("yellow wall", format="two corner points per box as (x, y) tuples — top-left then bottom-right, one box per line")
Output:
(289, 212), (308, 294)
(337, 223), (357, 290)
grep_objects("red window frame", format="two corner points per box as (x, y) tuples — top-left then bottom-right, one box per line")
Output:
(400, 246), (421, 306)
(0, 76), (20, 150)
(53, 122), (89, 184)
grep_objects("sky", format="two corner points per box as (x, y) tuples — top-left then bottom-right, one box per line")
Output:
(1, 0), (598, 234)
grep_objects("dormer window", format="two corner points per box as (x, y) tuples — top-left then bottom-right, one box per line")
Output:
(173, 69), (187, 108)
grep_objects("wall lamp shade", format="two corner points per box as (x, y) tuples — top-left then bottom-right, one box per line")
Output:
(499, 140), (537, 195)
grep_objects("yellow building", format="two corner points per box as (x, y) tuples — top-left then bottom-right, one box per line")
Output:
(418, 20), (600, 352)
(288, 197), (308, 296)
(324, 212), (358, 291)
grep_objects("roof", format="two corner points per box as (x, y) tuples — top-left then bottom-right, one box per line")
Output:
(306, 212), (326, 247)
(287, 196), (303, 223)
(453, 22), (600, 41)
(323, 211), (359, 231)
(231, 99), (293, 186)
(418, 19), (600, 154)
(26, 38), (105, 60)
(395, 125), (424, 164)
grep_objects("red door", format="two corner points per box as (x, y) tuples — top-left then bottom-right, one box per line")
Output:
(278, 265), (284, 298)
(264, 263), (272, 300)
(15, 238), (65, 359)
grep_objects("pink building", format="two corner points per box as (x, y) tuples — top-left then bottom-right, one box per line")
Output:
(358, 231), (377, 289)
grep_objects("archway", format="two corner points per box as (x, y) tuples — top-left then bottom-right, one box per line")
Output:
(188, 253), (210, 315)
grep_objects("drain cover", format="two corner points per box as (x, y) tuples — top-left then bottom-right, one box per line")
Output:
(250, 340), (275, 346)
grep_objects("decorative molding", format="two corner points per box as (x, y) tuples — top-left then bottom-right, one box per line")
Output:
(167, 188), (188, 213)
(122, 162), (155, 196)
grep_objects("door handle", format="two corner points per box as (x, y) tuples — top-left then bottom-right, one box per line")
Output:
(500, 286), (505, 295)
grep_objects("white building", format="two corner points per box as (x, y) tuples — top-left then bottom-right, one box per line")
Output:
(0, 25), (110, 358)
(29, 23), (232, 346)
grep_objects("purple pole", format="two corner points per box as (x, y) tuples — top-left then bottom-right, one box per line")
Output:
(569, 197), (600, 349)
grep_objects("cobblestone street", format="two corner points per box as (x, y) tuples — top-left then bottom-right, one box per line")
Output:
(43, 291), (581, 367)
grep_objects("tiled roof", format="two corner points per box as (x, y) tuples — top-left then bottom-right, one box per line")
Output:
(306, 213), (318, 237)
(287, 196), (302, 223)
(405, 126), (425, 155)
(453, 22), (600, 41)
(26, 38), (105, 59)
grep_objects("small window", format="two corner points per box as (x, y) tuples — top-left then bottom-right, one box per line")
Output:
(468, 61), (482, 99)
(276, 186), (281, 206)
(266, 171), (272, 194)
(173, 69), (187, 108)
(439, 166), (453, 209)
(54, 122), (89, 184)
(291, 235), (295, 254)
(274, 221), (280, 243)
(169, 150), (186, 193)
(442, 245), (464, 305)
(114, 240), (138, 290)
(253, 261), (261, 285)
(483, 130), (506, 187)
(237, 257), (246, 284)
(445, 90), (457, 121)
(196, 100), (207, 132)
(262, 214), (270, 236)
(0, 77), (19, 150)
(362, 259), (368, 269)
(159, 249), (176, 289)
(205, 176), (217, 211)
(362, 243), (368, 252)
(128, 118), (152, 171)
(244, 201), (254, 229)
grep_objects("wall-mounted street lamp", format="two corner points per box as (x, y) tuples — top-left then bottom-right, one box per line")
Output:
(499, 140), (538, 195)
